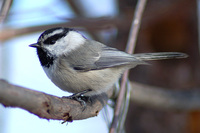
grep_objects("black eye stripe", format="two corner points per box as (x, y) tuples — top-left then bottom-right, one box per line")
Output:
(43, 34), (66, 44)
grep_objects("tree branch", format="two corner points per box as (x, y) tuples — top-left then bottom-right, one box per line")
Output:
(110, 0), (147, 132)
(66, 0), (101, 41)
(0, 80), (109, 122)
(130, 82), (200, 111)
(0, 17), (122, 41)
(0, 0), (12, 23)
(0, 79), (200, 123)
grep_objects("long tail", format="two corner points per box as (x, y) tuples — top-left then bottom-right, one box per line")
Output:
(133, 52), (188, 61)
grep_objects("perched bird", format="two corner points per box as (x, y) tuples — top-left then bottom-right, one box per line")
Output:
(30, 27), (187, 101)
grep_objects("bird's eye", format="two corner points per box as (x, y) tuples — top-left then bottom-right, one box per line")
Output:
(44, 38), (56, 45)
(49, 39), (56, 44)
(43, 34), (64, 45)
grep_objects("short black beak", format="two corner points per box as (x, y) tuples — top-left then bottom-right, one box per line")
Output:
(29, 43), (40, 48)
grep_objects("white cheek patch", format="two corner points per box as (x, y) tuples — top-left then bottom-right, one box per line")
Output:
(45, 43), (65, 56)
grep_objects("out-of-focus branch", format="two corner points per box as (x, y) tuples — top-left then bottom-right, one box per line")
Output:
(0, 0), (12, 23)
(0, 17), (122, 41)
(66, 0), (100, 40)
(130, 82), (200, 111)
(0, 80), (109, 122)
(197, 0), (200, 54)
(110, 0), (147, 132)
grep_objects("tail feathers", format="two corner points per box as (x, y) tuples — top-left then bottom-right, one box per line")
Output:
(133, 52), (188, 61)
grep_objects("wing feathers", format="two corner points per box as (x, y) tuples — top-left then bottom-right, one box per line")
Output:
(63, 40), (186, 72)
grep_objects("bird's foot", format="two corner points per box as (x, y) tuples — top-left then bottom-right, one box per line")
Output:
(64, 89), (92, 111)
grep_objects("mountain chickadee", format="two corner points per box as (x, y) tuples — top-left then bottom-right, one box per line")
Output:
(30, 27), (187, 100)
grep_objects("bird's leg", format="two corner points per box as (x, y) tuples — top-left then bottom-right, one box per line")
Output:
(64, 89), (92, 111)
(68, 89), (92, 98)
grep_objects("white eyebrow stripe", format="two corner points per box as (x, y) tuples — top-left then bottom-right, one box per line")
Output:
(49, 29), (64, 36)
(43, 29), (64, 40)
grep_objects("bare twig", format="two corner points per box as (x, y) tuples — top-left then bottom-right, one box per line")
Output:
(66, 0), (100, 40)
(0, 0), (12, 24)
(197, 0), (200, 54)
(110, 0), (147, 132)
(130, 82), (200, 111)
(0, 17), (122, 41)
(0, 80), (109, 122)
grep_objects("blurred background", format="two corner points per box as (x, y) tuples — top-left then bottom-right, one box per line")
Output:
(0, 0), (199, 133)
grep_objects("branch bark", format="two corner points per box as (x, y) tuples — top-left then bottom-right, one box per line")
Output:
(0, 79), (200, 123)
(0, 80), (109, 122)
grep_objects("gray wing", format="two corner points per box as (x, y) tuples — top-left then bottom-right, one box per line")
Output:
(64, 40), (145, 71)
(95, 46), (146, 68)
